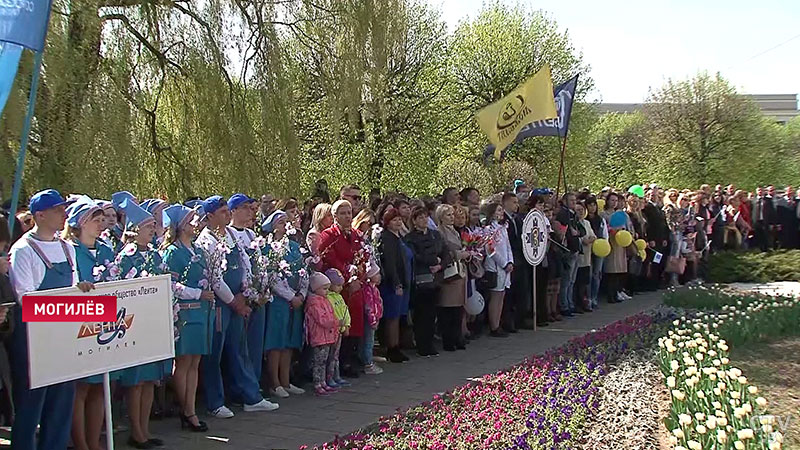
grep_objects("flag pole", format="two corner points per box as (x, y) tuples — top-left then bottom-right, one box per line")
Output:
(555, 134), (568, 199)
(554, 74), (578, 199)
(8, 50), (44, 237)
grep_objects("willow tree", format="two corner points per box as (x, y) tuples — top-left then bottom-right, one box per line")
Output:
(0, 0), (330, 199)
(287, 0), (451, 195)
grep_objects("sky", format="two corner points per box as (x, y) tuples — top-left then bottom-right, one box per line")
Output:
(432, 0), (800, 103)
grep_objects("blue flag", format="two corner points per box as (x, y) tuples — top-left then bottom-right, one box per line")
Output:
(0, 42), (22, 114)
(0, 0), (53, 52)
(484, 74), (579, 161)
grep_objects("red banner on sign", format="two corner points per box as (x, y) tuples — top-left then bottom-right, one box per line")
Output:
(22, 296), (117, 322)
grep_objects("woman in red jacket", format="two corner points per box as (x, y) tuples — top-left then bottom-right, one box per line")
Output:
(317, 200), (367, 378)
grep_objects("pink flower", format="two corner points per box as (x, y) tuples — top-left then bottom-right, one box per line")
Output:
(123, 244), (137, 256)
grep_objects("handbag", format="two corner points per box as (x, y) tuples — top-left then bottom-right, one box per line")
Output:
(414, 272), (435, 286)
(443, 261), (466, 281)
(665, 256), (686, 274)
(467, 257), (485, 279)
(476, 270), (498, 292)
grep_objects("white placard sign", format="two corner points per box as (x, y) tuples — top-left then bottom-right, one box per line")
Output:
(522, 209), (549, 266)
(27, 274), (174, 389)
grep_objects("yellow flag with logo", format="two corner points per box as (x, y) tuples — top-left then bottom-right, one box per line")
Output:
(476, 64), (558, 159)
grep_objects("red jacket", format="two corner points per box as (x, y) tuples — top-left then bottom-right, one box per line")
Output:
(739, 202), (753, 235)
(318, 225), (367, 336)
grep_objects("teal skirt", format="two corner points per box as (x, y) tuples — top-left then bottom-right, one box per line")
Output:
(265, 298), (304, 350)
(175, 301), (213, 356)
(120, 359), (173, 386)
(83, 370), (122, 384)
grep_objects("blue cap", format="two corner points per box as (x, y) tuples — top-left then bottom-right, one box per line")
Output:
(29, 189), (68, 215)
(141, 198), (167, 216)
(201, 195), (225, 215)
(121, 199), (155, 229)
(184, 199), (202, 209)
(66, 197), (101, 228)
(261, 210), (287, 234)
(112, 191), (136, 211)
(163, 204), (195, 232)
(227, 193), (255, 211)
(95, 199), (114, 210)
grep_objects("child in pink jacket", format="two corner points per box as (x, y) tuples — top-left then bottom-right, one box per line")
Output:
(361, 262), (384, 375)
(305, 272), (339, 395)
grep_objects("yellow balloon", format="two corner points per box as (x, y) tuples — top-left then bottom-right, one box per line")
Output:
(592, 238), (611, 257)
(638, 249), (647, 260)
(635, 239), (647, 251)
(615, 230), (633, 247)
(597, 198), (606, 211)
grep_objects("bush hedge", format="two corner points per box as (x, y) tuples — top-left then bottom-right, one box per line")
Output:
(706, 250), (800, 283)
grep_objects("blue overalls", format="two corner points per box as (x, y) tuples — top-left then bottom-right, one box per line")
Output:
(242, 229), (267, 390)
(10, 239), (77, 450)
(202, 232), (262, 410)
(73, 239), (123, 384)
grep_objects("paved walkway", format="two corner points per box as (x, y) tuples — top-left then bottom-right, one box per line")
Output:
(148, 292), (663, 450)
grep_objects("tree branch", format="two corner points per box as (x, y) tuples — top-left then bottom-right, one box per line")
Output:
(100, 13), (188, 77)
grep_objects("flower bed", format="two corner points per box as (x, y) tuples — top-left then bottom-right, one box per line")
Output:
(657, 289), (800, 450)
(308, 312), (672, 450)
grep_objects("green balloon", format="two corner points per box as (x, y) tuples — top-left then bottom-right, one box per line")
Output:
(628, 184), (645, 198)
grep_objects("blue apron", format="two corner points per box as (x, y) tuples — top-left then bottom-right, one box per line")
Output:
(163, 242), (213, 356)
(73, 240), (122, 383)
(238, 229), (267, 385)
(10, 238), (77, 450)
(202, 230), (262, 410)
(117, 249), (172, 386)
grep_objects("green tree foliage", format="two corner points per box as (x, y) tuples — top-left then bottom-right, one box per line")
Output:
(0, 1), (794, 203)
(584, 73), (798, 191)
(585, 112), (651, 190)
(443, 3), (595, 191)
(642, 72), (791, 189)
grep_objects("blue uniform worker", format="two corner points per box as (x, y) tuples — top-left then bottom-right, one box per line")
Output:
(9, 189), (80, 450)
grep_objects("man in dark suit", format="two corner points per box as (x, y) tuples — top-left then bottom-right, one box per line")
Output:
(775, 186), (799, 249)
(752, 186), (777, 251)
(641, 186), (669, 289)
(501, 192), (532, 331)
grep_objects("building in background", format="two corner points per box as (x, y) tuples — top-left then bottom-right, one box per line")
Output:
(598, 94), (799, 124)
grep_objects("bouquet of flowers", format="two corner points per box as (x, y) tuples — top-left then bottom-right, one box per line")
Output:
(461, 226), (495, 259)
(115, 244), (179, 340)
(198, 236), (232, 296)
(347, 234), (373, 284)
(369, 223), (383, 262)
(254, 232), (310, 300)
(92, 259), (122, 282)
(170, 248), (212, 341)
(248, 236), (276, 308)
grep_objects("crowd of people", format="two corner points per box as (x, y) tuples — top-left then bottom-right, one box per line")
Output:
(0, 179), (797, 450)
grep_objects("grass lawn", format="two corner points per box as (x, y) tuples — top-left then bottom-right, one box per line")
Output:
(732, 337), (800, 450)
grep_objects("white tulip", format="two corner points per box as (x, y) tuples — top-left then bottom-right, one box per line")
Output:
(737, 428), (754, 440)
